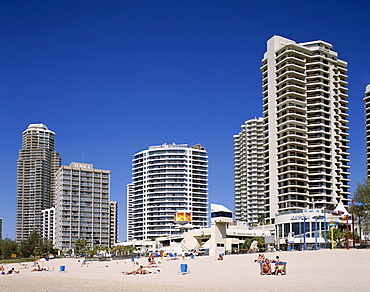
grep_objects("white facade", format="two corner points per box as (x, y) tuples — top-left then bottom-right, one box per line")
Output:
(130, 143), (208, 240)
(54, 162), (110, 250)
(16, 123), (61, 242)
(234, 118), (265, 224)
(126, 183), (135, 241)
(261, 36), (350, 224)
(364, 84), (370, 178)
(42, 207), (55, 243)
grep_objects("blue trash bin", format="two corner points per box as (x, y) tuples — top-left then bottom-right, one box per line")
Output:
(287, 246), (291, 251)
(59, 266), (65, 272)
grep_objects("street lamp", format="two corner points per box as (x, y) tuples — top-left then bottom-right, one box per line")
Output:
(303, 214), (306, 251)
(324, 211), (327, 249)
(312, 215), (324, 250)
(302, 209), (310, 251)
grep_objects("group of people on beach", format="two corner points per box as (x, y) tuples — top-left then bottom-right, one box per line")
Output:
(255, 254), (286, 276)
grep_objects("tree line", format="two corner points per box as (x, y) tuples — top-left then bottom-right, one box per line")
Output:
(0, 231), (55, 259)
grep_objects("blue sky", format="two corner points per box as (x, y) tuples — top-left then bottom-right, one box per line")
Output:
(1, 1), (369, 241)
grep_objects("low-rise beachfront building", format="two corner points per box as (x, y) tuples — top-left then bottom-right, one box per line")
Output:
(275, 202), (353, 250)
(117, 204), (274, 257)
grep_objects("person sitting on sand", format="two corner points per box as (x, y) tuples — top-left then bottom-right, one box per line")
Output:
(217, 254), (223, 260)
(275, 261), (286, 275)
(261, 259), (272, 275)
(272, 255), (280, 263)
(148, 255), (156, 264)
(31, 265), (43, 272)
(256, 254), (265, 263)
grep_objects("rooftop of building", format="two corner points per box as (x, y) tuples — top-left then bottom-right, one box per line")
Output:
(135, 143), (206, 153)
(23, 123), (55, 135)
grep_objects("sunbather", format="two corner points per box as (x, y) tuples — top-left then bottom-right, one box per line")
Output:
(275, 261), (286, 275)
(7, 268), (20, 274)
(261, 259), (272, 275)
(121, 265), (150, 275)
(31, 265), (43, 272)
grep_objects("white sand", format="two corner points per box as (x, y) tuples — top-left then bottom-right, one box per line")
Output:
(0, 249), (369, 292)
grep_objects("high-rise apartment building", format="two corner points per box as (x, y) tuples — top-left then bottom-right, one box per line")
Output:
(42, 207), (55, 243)
(109, 201), (118, 246)
(234, 118), (265, 224)
(16, 123), (61, 242)
(364, 84), (370, 178)
(130, 143), (208, 240)
(261, 36), (350, 223)
(54, 162), (110, 250)
(126, 183), (134, 241)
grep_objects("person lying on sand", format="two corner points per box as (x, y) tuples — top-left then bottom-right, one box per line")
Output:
(7, 268), (20, 274)
(121, 266), (151, 275)
(141, 264), (158, 268)
(166, 257), (179, 261)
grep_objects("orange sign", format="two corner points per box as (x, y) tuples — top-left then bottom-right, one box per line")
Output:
(174, 211), (191, 222)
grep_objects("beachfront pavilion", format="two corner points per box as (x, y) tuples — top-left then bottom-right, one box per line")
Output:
(117, 204), (274, 257)
(275, 207), (353, 250)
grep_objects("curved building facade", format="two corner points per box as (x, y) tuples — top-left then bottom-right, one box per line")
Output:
(130, 143), (208, 240)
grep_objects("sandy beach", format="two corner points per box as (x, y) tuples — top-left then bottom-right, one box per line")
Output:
(0, 249), (369, 292)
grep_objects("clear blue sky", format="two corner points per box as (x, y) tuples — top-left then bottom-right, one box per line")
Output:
(1, 1), (369, 241)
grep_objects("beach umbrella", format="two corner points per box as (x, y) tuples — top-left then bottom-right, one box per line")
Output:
(37, 258), (48, 268)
